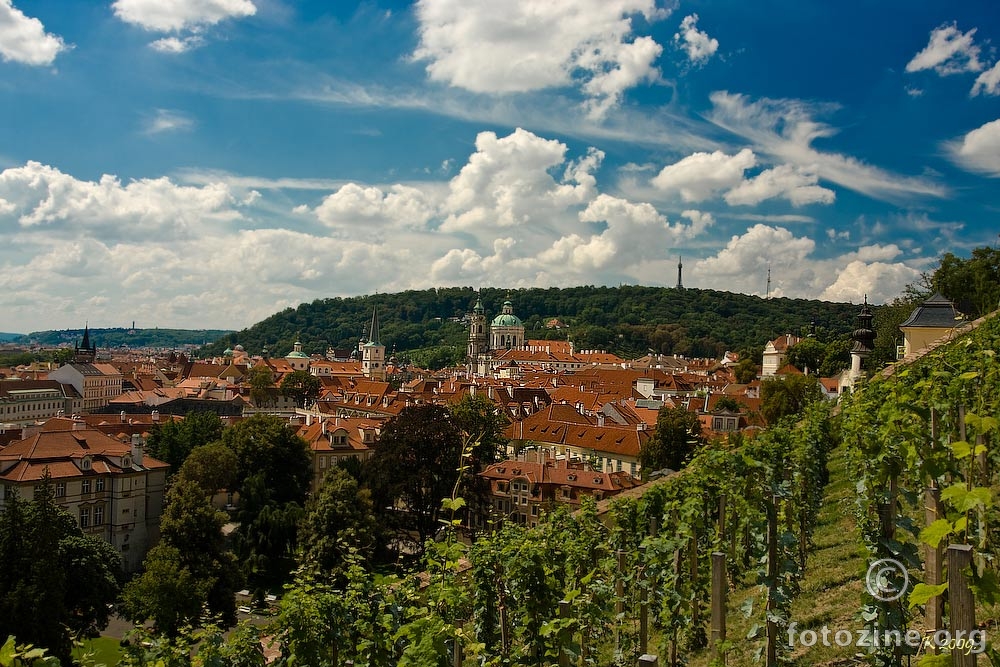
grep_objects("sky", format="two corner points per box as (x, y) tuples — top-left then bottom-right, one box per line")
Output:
(1, 0), (999, 333)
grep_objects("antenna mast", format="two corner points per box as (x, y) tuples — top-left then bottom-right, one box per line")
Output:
(765, 262), (771, 300)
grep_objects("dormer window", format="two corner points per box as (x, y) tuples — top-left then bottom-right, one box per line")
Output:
(81, 456), (92, 471)
(122, 456), (132, 468)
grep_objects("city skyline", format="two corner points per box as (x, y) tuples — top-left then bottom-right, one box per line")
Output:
(1, 0), (998, 332)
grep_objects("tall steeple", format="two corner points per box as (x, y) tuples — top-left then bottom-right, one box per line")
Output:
(74, 322), (96, 363)
(362, 303), (386, 380)
(676, 255), (683, 289)
(847, 296), (876, 389)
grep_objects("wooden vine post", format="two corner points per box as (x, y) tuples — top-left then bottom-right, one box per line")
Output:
(639, 544), (649, 656)
(947, 544), (976, 667)
(558, 599), (570, 667)
(614, 549), (625, 657)
(924, 484), (944, 635)
(766, 496), (778, 667)
(711, 551), (727, 664)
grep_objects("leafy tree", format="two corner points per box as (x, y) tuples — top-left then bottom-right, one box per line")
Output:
(280, 370), (321, 408)
(247, 365), (277, 408)
(817, 337), (852, 377)
(147, 411), (224, 473)
(120, 544), (207, 637)
(0, 479), (122, 664)
(449, 393), (509, 464)
(122, 478), (241, 635)
(221, 415), (312, 591)
(638, 406), (706, 475)
(297, 468), (377, 580)
(733, 357), (758, 383)
(785, 337), (825, 374)
(364, 404), (465, 550)
(760, 374), (823, 424)
(871, 297), (919, 367)
(221, 414), (312, 506)
(177, 442), (238, 496)
(714, 396), (742, 412)
(933, 246), (1000, 319)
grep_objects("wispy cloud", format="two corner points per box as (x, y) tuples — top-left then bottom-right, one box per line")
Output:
(143, 109), (194, 135)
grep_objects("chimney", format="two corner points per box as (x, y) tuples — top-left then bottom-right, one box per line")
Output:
(597, 414), (605, 427)
(73, 420), (86, 431)
(306, 413), (312, 427)
(322, 420), (327, 435)
(120, 411), (126, 423)
(151, 410), (159, 422)
(131, 440), (144, 466)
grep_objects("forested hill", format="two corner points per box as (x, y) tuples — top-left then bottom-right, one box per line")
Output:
(201, 286), (862, 362)
(18, 328), (234, 349)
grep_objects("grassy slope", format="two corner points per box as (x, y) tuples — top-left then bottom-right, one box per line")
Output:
(685, 441), (866, 667)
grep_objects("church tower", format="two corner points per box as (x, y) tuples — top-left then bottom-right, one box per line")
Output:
(467, 293), (488, 376)
(847, 297), (876, 388)
(74, 323), (97, 364)
(490, 297), (525, 351)
(362, 304), (386, 381)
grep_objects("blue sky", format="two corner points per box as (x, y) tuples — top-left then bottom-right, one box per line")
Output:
(1, 0), (998, 332)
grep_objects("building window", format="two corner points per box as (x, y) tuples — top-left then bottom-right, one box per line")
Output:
(95, 478), (105, 492)
(82, 479), (91, 494)
(94, 506), (104, 526)
(55, 482), (66, 497)
(320, 456), (327, 469)
(80, 508), (90, 528)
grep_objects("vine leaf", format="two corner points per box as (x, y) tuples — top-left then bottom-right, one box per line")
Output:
(919, 519), (954, 548)
(908, 582), (948, 609)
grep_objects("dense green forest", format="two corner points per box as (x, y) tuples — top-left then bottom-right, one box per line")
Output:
(200, 286), (862, 362)
(15, 328), (234, 349)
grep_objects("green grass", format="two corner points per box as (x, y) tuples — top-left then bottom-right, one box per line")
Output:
(73, 636), (123, 667)
(685, 441), (867, 666)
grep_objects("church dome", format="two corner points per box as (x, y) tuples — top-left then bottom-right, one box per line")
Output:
(286, 341), (309, 359)
(223, 347), (233, 357)
(491, 300), (523, 327)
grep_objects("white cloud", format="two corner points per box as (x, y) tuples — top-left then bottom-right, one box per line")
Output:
(651, 149), (756, 202)
(0, 0), (68, 66)
(412, 0), (666, 119)
(724, 164), (835, 207)
(692, 225), (920, 304)
(144, 109), (194, 134)
(312, 183), (436, 231)
(0, 161), (242, 240)
(679, 209), (714, 235)
(971, 62), (1000, 97)
(819, 260), (920, 303)
(112, 0), (256, 32)
(440, 128), (599, 231)
(906, 22), (983, 75)
(948, 118), (1000, 176)
(708, 91), (948, 201)
(674, 14), (718, 65)
(150, 35), (204, 53)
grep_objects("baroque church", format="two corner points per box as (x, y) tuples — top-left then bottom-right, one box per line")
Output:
(467, 294), (526, 377)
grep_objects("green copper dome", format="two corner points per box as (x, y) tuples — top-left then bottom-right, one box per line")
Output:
(491, 300), (523, 327)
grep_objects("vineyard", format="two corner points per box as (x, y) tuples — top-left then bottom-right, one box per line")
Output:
(11, 316), (1000, 666)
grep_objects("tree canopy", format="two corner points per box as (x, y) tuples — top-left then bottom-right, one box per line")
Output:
(297, 467), (377, 581)
(638, 406), (707, 475)
(760, 375), (823, 424)
(146, 411), (224, 473)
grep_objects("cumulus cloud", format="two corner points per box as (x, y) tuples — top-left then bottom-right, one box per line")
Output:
(651, 149), (756, 202)
(708, 91), (948, 201)
(971, 62), (1000, 97)
(0, 0), (68, 66)
(412, 0), (666, 119)
(674, 14), (718, 65)
(113, 0), (255, 52)
(692, 225), (920, 303)
(948, 118), (1000, 176)
(819, 260), (920, 303)
(312, 183), (436, 231)
(906, 22), (983, 75)
(0, 161), (242, 240)
(112, 0), (256, 32)
(440, 128), (599, 230)
(724, 164), (835, 206)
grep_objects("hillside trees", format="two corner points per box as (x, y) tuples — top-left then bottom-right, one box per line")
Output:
(933, 246), (1000, 319)
(0, 479), (122, 664)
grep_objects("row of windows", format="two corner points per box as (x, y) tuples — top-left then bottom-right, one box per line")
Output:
(1, 401), (65, 414)
(79, 505), (105, 528)
(51, 478), (106, 497)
